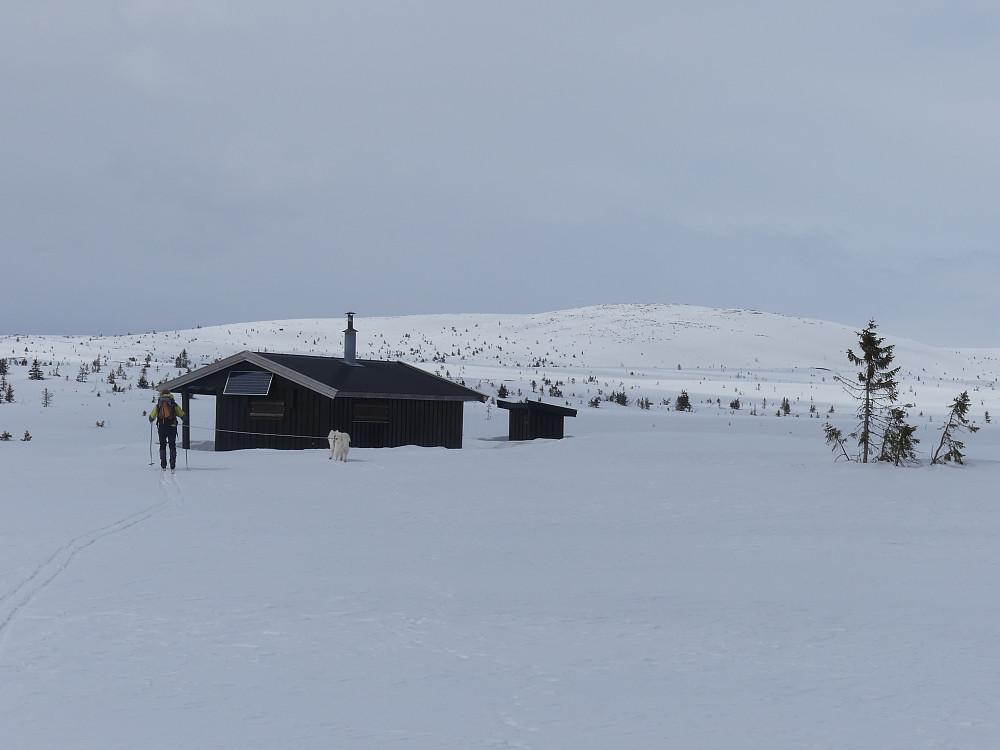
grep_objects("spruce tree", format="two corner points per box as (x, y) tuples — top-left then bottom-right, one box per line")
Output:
(838, 320), (901, 463)
(823, 422), (851, 461)
(675, 390), (692, 411)
(880, 406), (919, 466)
(28, 359), (44, 380)
(932, 390), (979, 465)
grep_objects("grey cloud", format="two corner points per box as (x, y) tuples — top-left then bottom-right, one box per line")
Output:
(2, 2), (999, 344)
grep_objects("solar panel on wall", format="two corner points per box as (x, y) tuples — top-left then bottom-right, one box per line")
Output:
(223, 371), (274, 396)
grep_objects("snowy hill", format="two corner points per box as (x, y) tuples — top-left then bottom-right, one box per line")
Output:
(3, 304), (1000, 749)
(3, 303), (997, 421)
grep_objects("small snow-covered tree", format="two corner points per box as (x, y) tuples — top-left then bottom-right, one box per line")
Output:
(823, 422), (851, 461)
(28, 359), (44, 380)
(879, 406), (919, 466)
(931, 390), (979, 465)
(675, 390), (692, 411)
(607, 390), (629, 406)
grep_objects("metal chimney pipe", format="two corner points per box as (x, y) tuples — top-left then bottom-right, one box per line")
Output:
(343, 312), (357, 364)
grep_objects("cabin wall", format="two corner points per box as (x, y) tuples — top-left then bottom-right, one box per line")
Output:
(215, 378), (333, 451)
(209, 380), (464, 450)
(332, 397), (465, 449)
(506, 407), (566, 441)
(508, 409), (530, 441)
(533, 410), (565, 439)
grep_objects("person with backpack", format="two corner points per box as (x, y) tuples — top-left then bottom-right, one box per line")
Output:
(149, 389), (186, 471)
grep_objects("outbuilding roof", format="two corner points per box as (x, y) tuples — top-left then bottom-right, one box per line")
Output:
(497, 399), (578, 417)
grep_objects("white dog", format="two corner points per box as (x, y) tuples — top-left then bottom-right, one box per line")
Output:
(328, 430), (350, 462)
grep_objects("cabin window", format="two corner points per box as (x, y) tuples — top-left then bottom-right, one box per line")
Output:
(250, 398), (285, 419)
(353, 400), (389, 423)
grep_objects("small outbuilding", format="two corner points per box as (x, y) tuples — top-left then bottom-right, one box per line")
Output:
(497, 399), (578, 441)
(157, 314), (486, 451)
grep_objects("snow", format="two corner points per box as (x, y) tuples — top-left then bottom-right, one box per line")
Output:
(3, 304), (1000, 748)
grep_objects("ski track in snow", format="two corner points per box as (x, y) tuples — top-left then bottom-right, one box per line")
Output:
(0, 472), (182, 657)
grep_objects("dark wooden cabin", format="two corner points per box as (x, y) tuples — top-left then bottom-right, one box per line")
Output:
(497, 399), (578, 441)
(157, 319), (486, 451)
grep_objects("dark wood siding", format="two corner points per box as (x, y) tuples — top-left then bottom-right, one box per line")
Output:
(215, 375), (335, 451)
(213, 384), (464, 450)
(339, 397), (464, 449)
(533, 409), (565, 440)
(390, 398), (464, 449)
(508, 409), (530, 441)
(504, 404), (570, 441)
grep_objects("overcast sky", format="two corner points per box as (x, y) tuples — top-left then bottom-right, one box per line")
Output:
(3, 1), (999, 345)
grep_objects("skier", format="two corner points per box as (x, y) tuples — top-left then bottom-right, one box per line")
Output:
(149, 389), (186, 471)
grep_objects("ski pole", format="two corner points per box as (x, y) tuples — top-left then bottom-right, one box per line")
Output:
(149, 420), (155, 466)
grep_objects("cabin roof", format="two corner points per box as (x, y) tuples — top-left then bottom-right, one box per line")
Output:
(158, 350), (487, 402)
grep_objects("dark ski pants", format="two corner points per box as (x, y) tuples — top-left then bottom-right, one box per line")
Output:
(158, 424), (178, 469)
